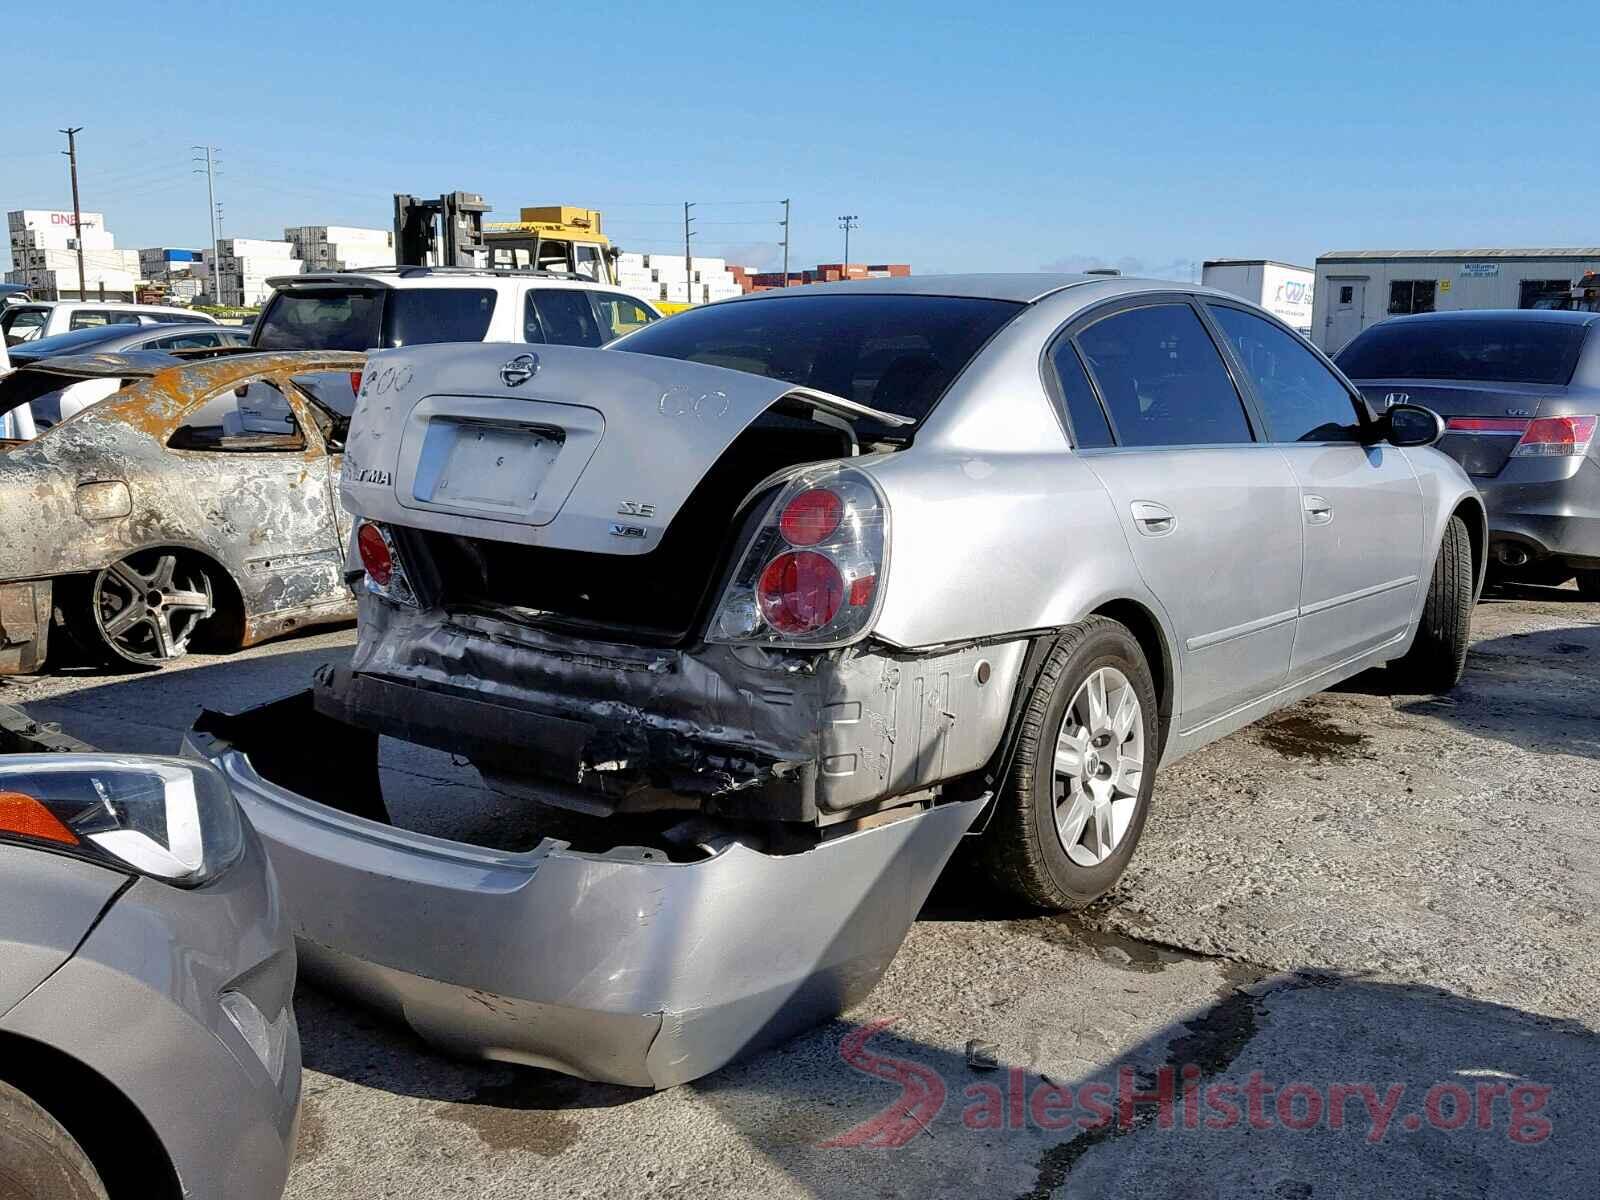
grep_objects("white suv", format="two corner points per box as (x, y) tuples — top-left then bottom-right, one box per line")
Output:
(251, 268), (661, 351)
(0, 301), (219, 346)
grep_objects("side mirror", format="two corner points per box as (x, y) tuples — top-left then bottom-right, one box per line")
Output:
(1384, 402), (1445, 448)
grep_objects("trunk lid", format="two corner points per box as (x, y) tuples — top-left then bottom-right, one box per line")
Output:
(1352, 379), (1566, 477)
(340, 342), (885, 555)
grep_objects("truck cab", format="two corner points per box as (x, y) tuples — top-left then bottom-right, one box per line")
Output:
(483, 206), (618, 284)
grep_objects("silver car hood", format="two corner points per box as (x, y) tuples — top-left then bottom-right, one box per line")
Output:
(340, 343), (892, 556)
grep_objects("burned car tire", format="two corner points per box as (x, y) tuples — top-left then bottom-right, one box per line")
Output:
(981, 617), (1159, 911)
(70, 551), (217, 671)
(1391, 514), (1473, 693)
(0, 1080), (110, 1200)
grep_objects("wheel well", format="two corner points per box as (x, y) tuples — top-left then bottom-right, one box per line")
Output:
(0, 1031), (181, 1200)
(1092, 598), (1174, 728)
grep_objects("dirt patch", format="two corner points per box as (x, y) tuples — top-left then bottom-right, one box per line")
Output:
(1254, 710), (1369, 762)
(433, 1071), (638, 1156)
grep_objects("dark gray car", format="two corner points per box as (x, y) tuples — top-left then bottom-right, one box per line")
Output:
(1337, 310), (1600, 596)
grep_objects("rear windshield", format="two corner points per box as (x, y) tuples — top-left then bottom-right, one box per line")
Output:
(253, 288), (496, 351)
(612, 294), (1024, 425)
(1336, 320), (1589, 386)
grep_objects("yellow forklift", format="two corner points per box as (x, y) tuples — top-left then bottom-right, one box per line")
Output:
(483, 205), (620, 283)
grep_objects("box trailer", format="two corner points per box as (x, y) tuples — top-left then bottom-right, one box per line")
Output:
(1311, 248), (1600, 353)
(1201, 260), (1315, 336)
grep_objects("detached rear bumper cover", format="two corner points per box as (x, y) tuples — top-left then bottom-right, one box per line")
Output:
(184, 699), (985, 1088)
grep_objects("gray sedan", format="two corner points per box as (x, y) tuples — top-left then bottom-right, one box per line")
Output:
(193, 274), (1485, 1088)
(0, 706), (298, 1200)
(1337, 308), (1600, 596)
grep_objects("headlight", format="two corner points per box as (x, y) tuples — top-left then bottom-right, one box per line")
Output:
(0, 755), (244, 887)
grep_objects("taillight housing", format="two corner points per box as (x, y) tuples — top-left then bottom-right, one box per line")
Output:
(710, 465), (889, 648)
(1511, 414), (1597, 458)
(353, 520), (417, 607)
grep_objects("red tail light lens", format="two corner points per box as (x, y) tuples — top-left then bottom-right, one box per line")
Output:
(757, 551), (844, 633)
(778, 488), (843, 546)
(1512, 414), (1597, 458)
(350, 371), (363, 396)
(356, 521), (393, 586)
(1445, 417), (1529, 434)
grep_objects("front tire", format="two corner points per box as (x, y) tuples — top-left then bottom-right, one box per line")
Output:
(981, 617), (1159, 910)
(1392, 514), (1473, 693)
(0, 1080), (109, 1200)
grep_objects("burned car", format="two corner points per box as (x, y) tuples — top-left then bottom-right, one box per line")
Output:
(0, 350), (363, 672)
(188, 275), (1485, 1086)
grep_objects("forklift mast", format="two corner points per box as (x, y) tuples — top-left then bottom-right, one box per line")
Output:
(393, 192), (492, 268)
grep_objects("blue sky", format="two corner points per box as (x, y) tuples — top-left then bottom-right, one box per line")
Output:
(4, 0), (1596, 277)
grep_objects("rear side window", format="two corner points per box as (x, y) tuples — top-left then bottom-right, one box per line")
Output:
(149, 331), (222, 350)
(2, 307), (49, 342)
(1207, 305), (1360, 443)
(168, 378), (304, 452)
(1076, 304), (1254, 447)
(1048, 338), (1115, 448)
(525, 289), (605, 347)
(68, 310), (139, 331)
(1335, 320), (1591, 385)
(384, 289), (495, 346)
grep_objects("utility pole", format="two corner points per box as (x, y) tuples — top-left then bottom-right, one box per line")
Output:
(193, 146), (221, 304)
(59, 127), (86, 302)
(779, 198), (791, 287)
(837, 214), (859, 269)
(683, 201), (696, 305)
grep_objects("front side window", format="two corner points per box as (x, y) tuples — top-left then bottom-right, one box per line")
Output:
(168, 377), (304, 452)
(1388, 280), (1437, 316)
(590, 292), (657, 343)
(573, 244), (605, 281)
(1207, 305), (1360, 443)
(2, 307), (49, 343)
(524, 289), (605, 347)
(1075, 303), (1254, 448)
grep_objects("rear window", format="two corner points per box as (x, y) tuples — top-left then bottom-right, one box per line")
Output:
(7, 325), (130, 358)
(612, 294), (1023, 425)
(253, 288), (496, 351)
(1336, 320), (1589, 386)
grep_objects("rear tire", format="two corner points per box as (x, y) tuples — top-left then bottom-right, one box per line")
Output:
(980, 617), (1159, 910)
(0, 1080), (109, 1200)
(68, 551), (216, 671)
(1392, 514), (1473, 692)
(1577, 570), (1600, 600)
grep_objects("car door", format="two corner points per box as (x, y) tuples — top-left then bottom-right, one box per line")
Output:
(165, 371), (347, 614)
(1061, 297), (1303, 731)
(1204, 301), (1425, 680)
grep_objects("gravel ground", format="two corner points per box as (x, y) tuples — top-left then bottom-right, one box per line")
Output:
(4, 582), (1597, 1196)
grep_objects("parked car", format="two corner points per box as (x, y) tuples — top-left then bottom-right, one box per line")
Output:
(0, 705), (299, 1200)
(1, 301), (219, 347)
(250, 266), (660, 352)
(5, 324), (251, 430)
(0, 283), (31, 307)
(187, 274), (1484, 1087)
(1337, 309), (1599, 597)
(0, 350), (363, 673)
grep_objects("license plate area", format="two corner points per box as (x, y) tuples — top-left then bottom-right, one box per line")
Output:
(394, 395), (605, 528)
(413, 419), (564, 514)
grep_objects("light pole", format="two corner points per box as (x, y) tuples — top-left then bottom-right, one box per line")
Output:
(837, 214), (858, 268)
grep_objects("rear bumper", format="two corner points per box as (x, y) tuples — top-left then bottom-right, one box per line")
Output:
(0, 578), (51, 674)
(1478, 455), (1600, 567)
(183, 700), (984, 1087)
(329, 596), (1026, 823)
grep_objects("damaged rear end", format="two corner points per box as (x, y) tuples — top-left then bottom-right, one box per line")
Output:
(327, 342), (1025, 825)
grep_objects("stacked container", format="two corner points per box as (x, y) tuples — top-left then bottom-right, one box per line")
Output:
(284, 226), (395, 272)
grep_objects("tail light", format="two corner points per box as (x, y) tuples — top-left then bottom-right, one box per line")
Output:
(353, 520), (417, 607)
(350, 370), (363, 396)
(710, 465), (889, 648)
(1444, 417), (1529, 434)
(1511, 415), (1597, 458)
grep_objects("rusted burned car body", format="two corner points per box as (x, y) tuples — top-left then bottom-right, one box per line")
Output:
(0, 350), (363, 672)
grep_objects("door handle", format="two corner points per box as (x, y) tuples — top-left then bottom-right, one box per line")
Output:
(1302, 494), (1333, 526)
(1130, 501), (1175, 536)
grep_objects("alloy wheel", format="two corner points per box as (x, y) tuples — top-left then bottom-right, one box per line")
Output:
(1051, 666), (1145, 866)
(92, 552), (214, 665)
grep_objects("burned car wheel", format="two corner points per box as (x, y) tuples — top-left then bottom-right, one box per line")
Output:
(0, 1081), (109, 1200)
(982, 617), (1159, 910)
(78, 552), (216, 670)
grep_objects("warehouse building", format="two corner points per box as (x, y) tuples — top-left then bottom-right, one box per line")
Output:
(1311, 248), (1600, 353)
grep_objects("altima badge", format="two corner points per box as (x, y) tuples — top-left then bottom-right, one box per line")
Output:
(500, 354), (540, 387)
